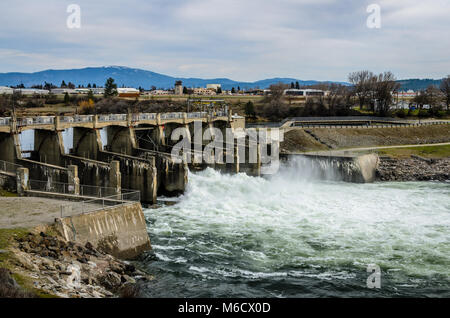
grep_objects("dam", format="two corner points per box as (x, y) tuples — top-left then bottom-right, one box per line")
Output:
(0, 111), (251, 203)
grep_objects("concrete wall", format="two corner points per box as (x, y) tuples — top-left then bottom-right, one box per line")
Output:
(54, 202), (151, 259)
(300, 153), (379, 183)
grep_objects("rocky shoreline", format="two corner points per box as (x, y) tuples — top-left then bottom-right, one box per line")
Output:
(5, 231), (152, 298)
(377, 157), (450, 182)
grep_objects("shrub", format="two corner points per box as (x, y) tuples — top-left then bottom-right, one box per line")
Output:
(0, 268), (35, 298)
(78, 99), (95, 114)
(396, 109), (408, 118)
(418, 109), (430, 118)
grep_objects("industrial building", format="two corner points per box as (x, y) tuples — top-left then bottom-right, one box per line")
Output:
(0, 86), (14, 94)
(117, 87), (140, 97)
(284, 89), (325, 97)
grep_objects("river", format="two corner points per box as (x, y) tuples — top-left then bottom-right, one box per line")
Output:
(139, 157), (450, 297)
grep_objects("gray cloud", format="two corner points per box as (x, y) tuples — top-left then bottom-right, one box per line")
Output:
(0, 0), (449, 81)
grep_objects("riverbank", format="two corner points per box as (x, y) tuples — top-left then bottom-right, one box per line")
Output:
(0, 227), (152, 298)
(377, 157), (450, 182)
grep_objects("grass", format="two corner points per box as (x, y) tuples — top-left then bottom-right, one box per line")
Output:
(0, 228), (56, 298)
(0, 190), (18, 197)
(374, 144), (450, 159)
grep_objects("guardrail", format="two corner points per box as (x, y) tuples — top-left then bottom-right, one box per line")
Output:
(28, 179), (137, 198)
(0, 111), (228, 127)
(59, 190), (141, 217)
(0, 160), (22, 175)
(291, 121), (450, 129)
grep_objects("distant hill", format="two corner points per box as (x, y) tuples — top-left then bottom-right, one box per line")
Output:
(0, 66), (444, 91)
(397, 78), (443, 91)
(0, 66), (348, 90)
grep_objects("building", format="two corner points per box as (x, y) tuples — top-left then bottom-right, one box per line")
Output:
(284, 89), (324, 97)
(117, 88), (140, 98)
(0, 86), (13, 95)
(174, 81), (183, 95)
(148, 90), (170, 95)
(14, 88), (49, 96)
(206, 84), (221, 90)
(193, 88), (216, 96)
(51, 88), (77, 95)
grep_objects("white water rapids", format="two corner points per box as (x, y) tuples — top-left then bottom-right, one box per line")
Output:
(143, 157), (450, 297)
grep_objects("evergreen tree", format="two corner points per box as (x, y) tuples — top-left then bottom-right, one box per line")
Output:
(61, 80), (67, 88)
(216, 87), (222, 94)
(64, 92), (70, 105)
(295, 81), (300, 89)
(104, 77), (118, 98)
(244, 101), (256, 118)
(231, 87), (236, 94)
(290, 82), (295, 89)
(87, 90), (95, 101)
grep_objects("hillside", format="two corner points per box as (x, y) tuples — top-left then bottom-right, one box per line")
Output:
(0, 66), (347, 90)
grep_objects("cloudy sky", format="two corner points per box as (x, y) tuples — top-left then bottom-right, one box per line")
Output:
(0, 0), (449, 81)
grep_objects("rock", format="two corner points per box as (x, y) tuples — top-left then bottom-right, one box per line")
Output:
(15, 252), (39, 271)
(98, 271), (122, 290)
(121, 274), (136, 284)
(109, 261), (125, 274)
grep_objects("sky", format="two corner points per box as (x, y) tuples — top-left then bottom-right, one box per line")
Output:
(0, 0), (449, 82)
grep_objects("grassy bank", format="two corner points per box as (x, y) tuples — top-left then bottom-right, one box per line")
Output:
(374, 144), (450, 159)
(0, 228), (56, 298)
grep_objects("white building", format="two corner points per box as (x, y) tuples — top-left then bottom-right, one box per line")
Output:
(206, 84), (221, 90)
(14, 88), (49, 95)
(51, 88), (77, 95)
(0, 86), (13, 94)
(284, 89), (324, 97)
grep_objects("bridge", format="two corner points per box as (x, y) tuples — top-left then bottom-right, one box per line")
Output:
(0, 111), (255, 204)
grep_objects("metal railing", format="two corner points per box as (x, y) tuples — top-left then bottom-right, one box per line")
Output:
(59, 190), (141, 217)
(28, 179), (137, 198)
(0, 160), (22, 174)
(0, 112), (230, 127)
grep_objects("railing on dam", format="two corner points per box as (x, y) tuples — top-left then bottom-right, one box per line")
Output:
(28, 179), (138, 198)
(59, 191), (141, 217)
(0, 159), (22, 175)
(0, 111), (229, 127)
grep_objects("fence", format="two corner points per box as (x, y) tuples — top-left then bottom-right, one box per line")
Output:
(0, 160), (22, 175)
(28, 179), (138, 198)
(59, 190), (141, 217)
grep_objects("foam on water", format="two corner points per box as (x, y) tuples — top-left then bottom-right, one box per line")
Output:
(142, 158), (450, 297)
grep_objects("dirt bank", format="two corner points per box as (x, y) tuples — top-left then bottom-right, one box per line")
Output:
(307, 125), (450, 150)
(281, 129), (329, 153)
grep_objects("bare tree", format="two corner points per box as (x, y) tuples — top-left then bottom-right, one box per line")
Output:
(440, 75), (450, 110)
(348, 70), (375, 109)
(374, 71), (400, 116)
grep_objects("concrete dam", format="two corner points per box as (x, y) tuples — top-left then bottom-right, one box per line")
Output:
(0, 111), (256, 204)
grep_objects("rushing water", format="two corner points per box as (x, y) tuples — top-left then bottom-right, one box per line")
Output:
(140, 158), (450, 297)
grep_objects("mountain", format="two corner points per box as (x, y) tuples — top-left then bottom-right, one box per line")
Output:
(396, 78), (443, 91)
(0, 66), (349, 90)
(0, 66), (443, 91)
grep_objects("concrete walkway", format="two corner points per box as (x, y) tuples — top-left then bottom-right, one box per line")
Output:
(0, 197), (99, 229)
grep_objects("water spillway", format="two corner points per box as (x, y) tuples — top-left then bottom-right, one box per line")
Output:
(141, 158), (450, 297)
